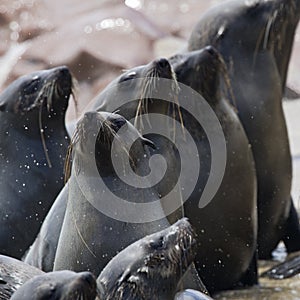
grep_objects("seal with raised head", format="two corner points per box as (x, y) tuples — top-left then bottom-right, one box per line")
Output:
(0, 254), (44, 299)
(97, 218), (200, 300)
(11, 270), (97, 300)
(169, 47), (257, 292)
(188, 0), (300, 259)
(0, 66), (74, 259)
(90, 54), (257, 292)
(53, 111), (175, 276)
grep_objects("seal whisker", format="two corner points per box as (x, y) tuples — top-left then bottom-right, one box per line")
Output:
(38, 102), (52, 168)
(69, 187), (97, 259)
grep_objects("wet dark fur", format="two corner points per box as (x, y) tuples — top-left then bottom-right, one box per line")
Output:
(97, 218), (196, 300)
(0, 66), (74, 258)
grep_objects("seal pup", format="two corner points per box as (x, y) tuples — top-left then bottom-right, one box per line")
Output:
(169, 47), (257, 292)
(0, 66), (74, 259)
(97, 218), (198, 300)
(11, 270), (97, 300)
(188, 0), (300, 259)
(0, 254), (43, 299)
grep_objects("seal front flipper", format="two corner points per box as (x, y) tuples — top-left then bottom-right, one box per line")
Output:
(282, 199), (300, 254)
(261, 251), (300, 279)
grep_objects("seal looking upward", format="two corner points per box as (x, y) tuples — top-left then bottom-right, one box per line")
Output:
(169, 47), (257, 292)
(0, 66), (74, 259)
(188, 0), (300, 259)
(53, 111), (172, 275)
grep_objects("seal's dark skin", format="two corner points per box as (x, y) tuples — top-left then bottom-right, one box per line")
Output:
(0, 255), (44, 299)
(169, 47), (257, 292)
(97, 218), (198, 300)
(188, 0), (300, 259)
(0, 66), (73, 259)
(11, 270), (97, 300)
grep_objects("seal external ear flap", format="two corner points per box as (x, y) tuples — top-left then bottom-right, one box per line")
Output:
(142, 137), (156, 150)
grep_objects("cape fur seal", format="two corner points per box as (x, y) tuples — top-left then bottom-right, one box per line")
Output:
(188, 0), (300, 259)
(53, 111), (203, 291)
(97, 218), (200, 300)
(90, 53), (257, 292)
(11, 270), (97, 300)
(169, 47), (257, 292)
(0, 254), (43, 299)
(0, 66), (74, 258)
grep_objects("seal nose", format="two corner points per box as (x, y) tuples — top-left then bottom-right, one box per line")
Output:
(153, 58), (172, 78)
(157, 58), (170, 69)
(79, 272), (96, 287)
(204, 46), (218, 57)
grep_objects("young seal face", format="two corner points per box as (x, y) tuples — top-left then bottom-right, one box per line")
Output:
(10, 270), (97, 300)
(97, 218), (197, 300)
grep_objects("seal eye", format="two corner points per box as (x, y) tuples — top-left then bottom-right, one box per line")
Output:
(23, 77), (41, 94)
(149, 236), (165, 250)
(120, 71), (136, 83)
(109, 116), (127, 132)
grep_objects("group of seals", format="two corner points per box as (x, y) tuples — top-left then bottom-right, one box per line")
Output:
(0, 0), (299, 298)
(0, 66), (73, 258)
(188, 0), (300, 259)
(88, 46), (257, 292)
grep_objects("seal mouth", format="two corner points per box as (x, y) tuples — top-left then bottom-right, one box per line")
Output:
(65, 272), (97, 300)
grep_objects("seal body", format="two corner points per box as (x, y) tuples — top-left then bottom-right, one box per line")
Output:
(0, 255), (43, 300)
(91, 55), (257, 292)
(97, 218), (197, 300)
(23, 185), (68, 272)
(169, 47), (257, 292)
(188, 0), (300, 259)
(0, 66), (73, 258)
(53, 111), (172, 276)
(10, 270), (97, 300)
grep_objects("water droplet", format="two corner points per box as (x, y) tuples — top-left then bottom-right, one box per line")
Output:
(84, 25), (93, 34)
